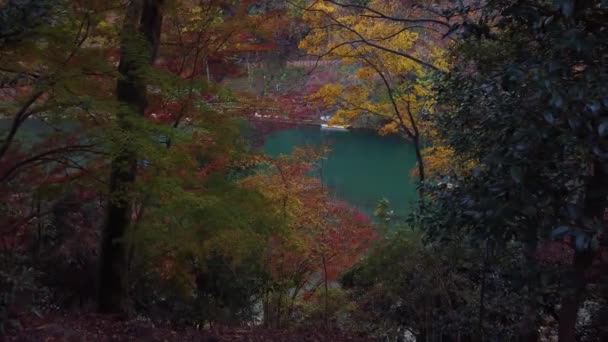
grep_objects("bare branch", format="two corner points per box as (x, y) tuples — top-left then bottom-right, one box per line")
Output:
(326, 0), (452, 28)
(299, 4), (443, 71)
(0, 144), (104, 183)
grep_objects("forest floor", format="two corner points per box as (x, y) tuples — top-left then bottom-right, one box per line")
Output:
(5, 312), (375, 342)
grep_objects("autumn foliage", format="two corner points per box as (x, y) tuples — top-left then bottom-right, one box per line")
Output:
(0, 1), (384, 338)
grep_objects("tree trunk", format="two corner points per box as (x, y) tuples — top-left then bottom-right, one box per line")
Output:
(322, 254), (329, 328)
(263, 289), (269, 328)
(518, 229), (540, 342)
(412, 135), (425, 184)
(412, 135), (425, 205)
(557, 160), (607, 340)
(557, 250), (593, 342)
(97, 0), (163, 315)
(287, 280), (304, 323)
(598, 273), (608, 341)
(477, 240), (490, 342)
(276, 290), (283, 329)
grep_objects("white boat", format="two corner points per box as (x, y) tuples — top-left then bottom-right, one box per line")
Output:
(320, 123), (349, 131)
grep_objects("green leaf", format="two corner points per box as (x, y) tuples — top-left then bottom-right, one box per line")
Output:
(590, 236), (600, 252)
(575, 232), (590, 252)
(598, 120), (608, 137)
(587, 101), (601, 114)
(550, 93), (564, 108)
(550, 226), (570, 239)
(555, 0), (574, 17)
(510, 166), (523, 183)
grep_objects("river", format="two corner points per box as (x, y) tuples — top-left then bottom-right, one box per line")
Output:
(4, 119), (419, 217)
(262, 125), (419, 217)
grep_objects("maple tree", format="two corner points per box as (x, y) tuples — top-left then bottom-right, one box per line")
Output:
(0, 0), (300, 319)
(93, 0), (310, 315)
(0, 1), (112, 221)
(0, 0), (471, 334)
(297, 0), (453, 199)
(240, 148), (378, 328)
(3, 1), (606, 341)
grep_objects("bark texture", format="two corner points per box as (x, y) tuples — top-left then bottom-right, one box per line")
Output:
(98, 0), (164, 315)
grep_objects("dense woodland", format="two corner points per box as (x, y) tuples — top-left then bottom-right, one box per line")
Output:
(1, 0), (607, 341)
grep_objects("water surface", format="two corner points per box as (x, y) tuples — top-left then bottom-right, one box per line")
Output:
(263, 126), (418, 217)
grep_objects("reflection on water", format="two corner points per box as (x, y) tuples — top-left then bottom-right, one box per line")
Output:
(263, 126), (419, 217)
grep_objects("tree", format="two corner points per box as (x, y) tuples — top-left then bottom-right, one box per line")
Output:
(98, 0), (164, 315)
(97, 0), (285, 316)
(425, 0), (608, 340)
(1, 0), (112, 227)
(1, 0), (382, 334)
(240, 148), (378, 328)
(297, 0), (450, 202)
(342, 228), (479, 341)
(0, 0), (116, 267)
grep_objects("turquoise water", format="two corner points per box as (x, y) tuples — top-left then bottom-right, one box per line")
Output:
(263, 126), (419, 217)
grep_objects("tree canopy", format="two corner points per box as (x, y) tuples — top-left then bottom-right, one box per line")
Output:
(1, 0), (607, 341)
